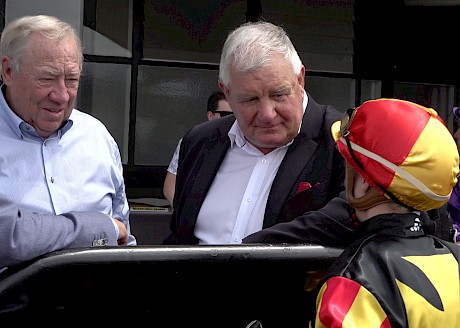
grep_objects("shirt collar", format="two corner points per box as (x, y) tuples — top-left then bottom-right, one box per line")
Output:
(0, 84), (73, 140)
(228, 90), (308, 149)
(298, 90), (308, 134)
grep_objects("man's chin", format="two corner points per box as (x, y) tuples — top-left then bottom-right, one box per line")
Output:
(34, 124), (62, 138)
(250, 139), (287, 154)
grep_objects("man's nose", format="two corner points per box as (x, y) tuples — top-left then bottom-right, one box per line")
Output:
(49, 80), (70, 103)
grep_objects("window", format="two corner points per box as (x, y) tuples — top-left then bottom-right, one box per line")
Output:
(5, 0), (455, 198)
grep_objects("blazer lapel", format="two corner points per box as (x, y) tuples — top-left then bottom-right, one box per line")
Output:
(263, 97), (326, 227)
(181, 124), (232, 235)
(264, 136), (319, 227)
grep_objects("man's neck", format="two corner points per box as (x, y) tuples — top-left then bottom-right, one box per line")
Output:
(356, 202), (407, 222)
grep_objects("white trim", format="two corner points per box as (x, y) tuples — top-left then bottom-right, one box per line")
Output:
(339, 137), (451, 201)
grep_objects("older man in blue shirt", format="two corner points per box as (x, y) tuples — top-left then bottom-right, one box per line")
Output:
(0, 14), (136, 269)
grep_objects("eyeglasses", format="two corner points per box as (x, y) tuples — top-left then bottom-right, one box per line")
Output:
(212, 110), (233, 117)
(339, 108), (357, 137)
(339, 107), (365, 171)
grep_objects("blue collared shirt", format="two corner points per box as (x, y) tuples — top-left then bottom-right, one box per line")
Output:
(0, 89), (136, 245)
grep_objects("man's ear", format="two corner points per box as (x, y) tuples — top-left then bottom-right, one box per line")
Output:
(297, 65), (305, 89)
(1, 57), (14, 85)
(218, 80), (229, 99)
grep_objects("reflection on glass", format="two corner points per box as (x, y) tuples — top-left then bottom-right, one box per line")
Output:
(76, 62), (131, 163)
(135, 66), (220, 166)
(143, 0), (245, 62)
(361, 80), (382, 103)
(83, 0), (132, 57)
(394, 82), (455, 132)
(306, 76), (356, 112)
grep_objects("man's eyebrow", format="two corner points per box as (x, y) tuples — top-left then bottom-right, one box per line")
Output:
(271, 86), (292, 94)
(237, 93), (257, 101)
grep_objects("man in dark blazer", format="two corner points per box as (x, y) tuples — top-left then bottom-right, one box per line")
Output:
(164, 93), (348, 245)
(163, 21), (351, 246)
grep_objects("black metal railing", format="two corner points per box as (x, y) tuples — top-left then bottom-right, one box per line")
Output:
(0, 244), (343, 327)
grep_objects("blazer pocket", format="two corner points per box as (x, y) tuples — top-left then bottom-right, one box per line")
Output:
(278, 182), (329, 223)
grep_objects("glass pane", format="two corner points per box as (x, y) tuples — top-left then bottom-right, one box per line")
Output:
(360, 80), (382, 103)
(5, 0), (83, 29)
(306, 76), (356, 112)
(143, 0), (246, 63)
(76, 62), (131, 163)
(394, 82), (455, 132)
(82, 0), (132, 57)
(135, 66), (220, 166)
(254, 0), (354, 73)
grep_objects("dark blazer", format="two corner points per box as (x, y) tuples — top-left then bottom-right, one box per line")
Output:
(163, 94), (347, 245)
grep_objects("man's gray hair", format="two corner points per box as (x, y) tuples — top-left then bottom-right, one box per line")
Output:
(0, 15), (83, 76)
(219, 21), (302, 86)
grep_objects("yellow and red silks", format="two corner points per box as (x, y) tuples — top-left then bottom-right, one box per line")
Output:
(315, 277), (391, 328)
(331, 98), (459, 211)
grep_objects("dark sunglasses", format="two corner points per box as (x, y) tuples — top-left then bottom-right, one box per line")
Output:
(339, 108), (358, 137)
(339, 108), (364, 171)
(212, 110), (234, 117)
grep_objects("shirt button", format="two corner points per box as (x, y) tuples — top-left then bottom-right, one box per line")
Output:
(247, 197), (252, 202)
(261, 158), (266, 164)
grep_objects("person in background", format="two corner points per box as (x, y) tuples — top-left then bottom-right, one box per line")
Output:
(163, 20), (346, 246)
(448, 106), (460, 243)
(162, 90), (232, 208)
(0, 198), (128, 270)
(0, 15), (136, 269)
(313, 98), (460, 327)
(206, 90), (233, 120)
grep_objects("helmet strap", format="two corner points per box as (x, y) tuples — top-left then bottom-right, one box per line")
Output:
(346, 163), (393, 211)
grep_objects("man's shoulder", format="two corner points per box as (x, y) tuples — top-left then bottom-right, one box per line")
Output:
(302, 97), (343, 141)
(186, 116), (234, 140)
(70, 109), (104, 125)
(69, 109), (112, 134)
(305, 94), (343, 125)
(319, 103), (343, 125)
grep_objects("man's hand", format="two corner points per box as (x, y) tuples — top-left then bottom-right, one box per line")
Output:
(113, 219), (129, 245)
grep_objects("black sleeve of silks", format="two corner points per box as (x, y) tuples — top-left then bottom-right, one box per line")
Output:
(243, 191), (354, 248)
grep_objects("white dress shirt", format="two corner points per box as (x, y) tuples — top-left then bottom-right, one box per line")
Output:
(195, 92), (308, 244)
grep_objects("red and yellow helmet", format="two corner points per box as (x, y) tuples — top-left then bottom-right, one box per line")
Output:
(331, 98), (459, 211)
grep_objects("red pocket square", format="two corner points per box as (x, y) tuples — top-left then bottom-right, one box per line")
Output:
(297, 181), (320, 194)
